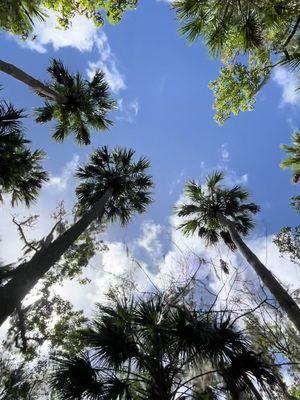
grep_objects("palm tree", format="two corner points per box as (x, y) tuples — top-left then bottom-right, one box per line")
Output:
(173, 0), (267, 55)
(281, 132), (300, 183)
(173, 1), (300, 123)
(0, 356), (36, 399)
(0, 100), (48, 205)
(0, 59), (116, 145)
(176, 171), (300, 333)
(0, 146), (153, 327)
(51, 293), (280, 400)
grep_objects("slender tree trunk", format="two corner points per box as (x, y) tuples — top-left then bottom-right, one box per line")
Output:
(244, 376), (263, 400)
(0, 187), (113, 327)
(0, 60), (62, 101)
(218, 214), (300, 333)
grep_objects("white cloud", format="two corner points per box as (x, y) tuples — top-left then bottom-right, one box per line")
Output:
(87, 32), (126, 93)
(220, 143), (230, 163)
(87, 59), (126, 93)
(116, 98), (140, 122)
(14, 12), (126, 94)
(46, 154), (79, 191)
(129, 99), (139, 116)
(273, 67), (300, 107)
(136, 221), (164, 260)
(0, 155), (80, 266)
(169, 169), (185, 195)
(17, 12), (97, 53)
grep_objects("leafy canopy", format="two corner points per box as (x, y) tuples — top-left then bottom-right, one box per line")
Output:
(76, 146), (153, 225)
(35, 59), (116, 145)
(51, 293), (280, 399)
(1, 0), (138, 37)
(173, 0), (300, 124)
(281, 131), (300, 183)
(2, 203), (106, 362)
(0, 100), (48, 206)
(176, 171), (260, 250)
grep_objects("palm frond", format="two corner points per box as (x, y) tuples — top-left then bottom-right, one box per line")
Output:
(52, 353), (103, 400)
(176, 170), (258, 250)
(0, 101), (48, 206)
(35, 60), (116, 145)
(75, 146), (153, 225)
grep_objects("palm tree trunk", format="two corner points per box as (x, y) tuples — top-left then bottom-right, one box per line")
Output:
(0, 60), (62, 101)
(218, 214), (300, 333)
(244, 376), (263, 400)
(0, 187), (113, 327)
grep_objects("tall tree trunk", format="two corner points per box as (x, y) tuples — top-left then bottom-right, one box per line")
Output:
(244, 376), (263, 400)
(0, 60), (62, 101)
(218, 214), (300, 333)
(0, 187), (113, 327)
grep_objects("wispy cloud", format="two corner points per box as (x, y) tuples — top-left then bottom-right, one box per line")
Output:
(273, 67), (300, 107)
(220, 143), (230, 163)
(46, 154), (79, 191)
(87, 33), (126, 94)
(117, 98), (140, 122)
(169, 169), (185, 195)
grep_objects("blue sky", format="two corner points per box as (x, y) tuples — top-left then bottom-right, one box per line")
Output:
(0, 1), (300, 312)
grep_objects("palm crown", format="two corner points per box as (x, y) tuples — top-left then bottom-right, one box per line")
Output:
(173, 0), (298, 56)
(0, 101), (48, 206)
(35, 59), (116, 145)
(281, 132), (300, 183)
(75, 146), (153, 225)
(51, 293), (279, 399)
(176, 171), (260, 250)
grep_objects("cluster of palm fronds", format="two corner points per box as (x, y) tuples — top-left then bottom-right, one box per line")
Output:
(35, 59), (116, 145)
(176, 171), (259, 250)
(174, 0), (300, 95)
(75, 146), (153, 225)
(51, 294), (280, 399)
(0, 100), (48, 205)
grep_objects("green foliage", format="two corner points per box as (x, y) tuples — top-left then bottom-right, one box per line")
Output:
(274, 225), (300, 265)
(209, 63), (266, 124)
(173, 0), (300, 122)
(0, 100), (48, 206)
(176, 170), (259, 250)
(0, 0), (45, 38)
(45, 0), (138, 28)
(245, 312), (300, 391)
(281, 132), (300, 183)
(3, 205), (106, 361)
(0, 357), (36, 399)
(51, 293), (280, 399)
(291, 386), (300, 399)
(35, 59), (116, 145)
(0, 0), (138, 37)
(291, 195), (300, 212)
(75, 146), (153, 225)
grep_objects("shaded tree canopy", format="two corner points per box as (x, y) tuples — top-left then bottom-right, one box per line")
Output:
(52, 292), (281, 399)
(173, 0), (300, 124)
(0, 100), (48, 206)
